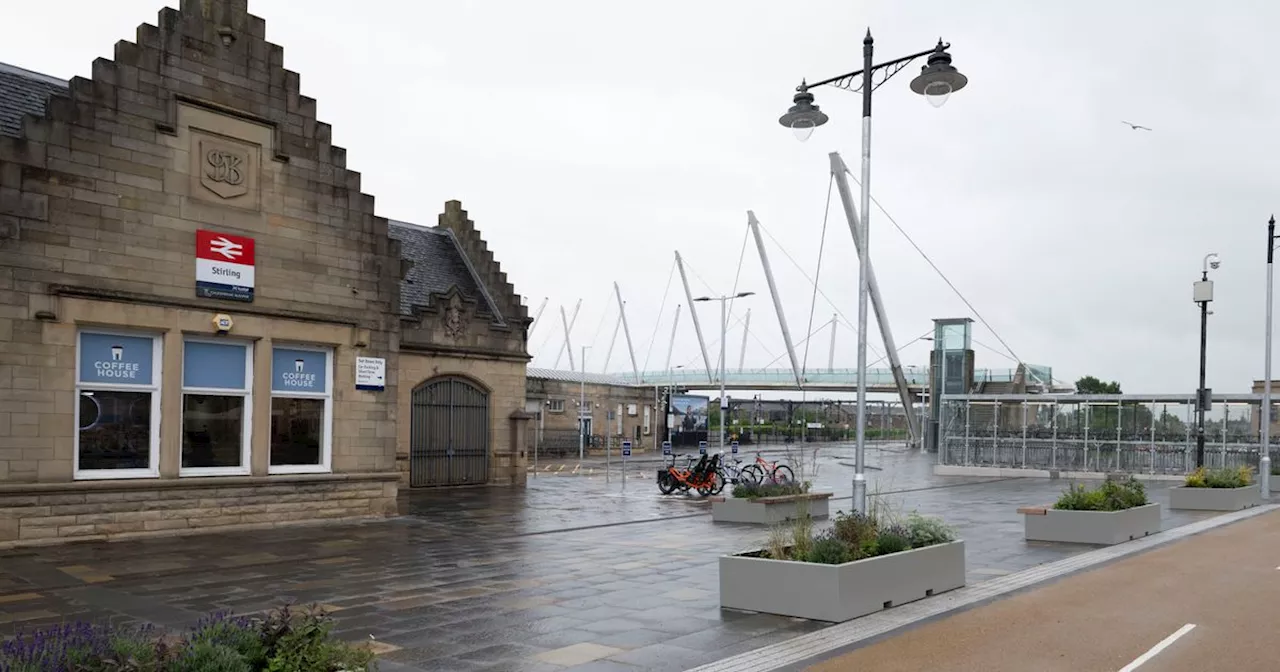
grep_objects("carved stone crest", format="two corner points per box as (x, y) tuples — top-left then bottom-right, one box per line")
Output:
(443, 296), (466, 340)
(199, 140), (249, 199)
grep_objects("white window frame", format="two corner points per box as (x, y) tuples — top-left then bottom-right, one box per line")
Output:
(179, 337), (253, 477)
(548, 398), (565, 413)
(268, 344), (333, 475)
(73, 329), (163, 481)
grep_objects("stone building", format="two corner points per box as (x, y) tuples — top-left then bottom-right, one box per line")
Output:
(0, 0), (530, 547)
(525, 368), (662, 456)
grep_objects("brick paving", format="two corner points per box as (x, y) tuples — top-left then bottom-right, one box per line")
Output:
(0, 446), (1222, 671)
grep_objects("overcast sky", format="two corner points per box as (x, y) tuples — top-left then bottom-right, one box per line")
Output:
(6, 1), (1278, 396)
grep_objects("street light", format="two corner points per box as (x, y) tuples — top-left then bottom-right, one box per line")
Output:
(580, 345), (592, 462)
(1263, 216), (1277, 499)
(1194, 253), (1220, 468)
(694, 292), (755, 452)
(779, 32), (966, 514)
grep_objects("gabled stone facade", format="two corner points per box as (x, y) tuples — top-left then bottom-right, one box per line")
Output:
(0, 0), (532, 547)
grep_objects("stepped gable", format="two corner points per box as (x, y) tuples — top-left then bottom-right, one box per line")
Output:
(435, 200), (530, 332)
(0, 0), (402, 320)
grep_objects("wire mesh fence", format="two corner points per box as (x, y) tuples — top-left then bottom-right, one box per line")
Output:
(939, 394), (1275, 475)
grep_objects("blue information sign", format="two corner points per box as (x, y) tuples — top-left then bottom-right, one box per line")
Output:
(621, 440), (631, 457)
(731, 441), (740, 454)
(698, 441), (708, 455)
(662, 441), (672, 456)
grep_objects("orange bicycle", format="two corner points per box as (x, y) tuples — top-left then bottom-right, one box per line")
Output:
(741, 451), (794, 486)
(657, 453), (722, 496)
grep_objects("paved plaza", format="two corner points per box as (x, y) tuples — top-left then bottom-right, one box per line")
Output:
(798, 507), (1280, 672)
(0, 446), (1228, 671)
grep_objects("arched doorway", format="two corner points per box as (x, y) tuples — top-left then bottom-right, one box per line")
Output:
(410, 376), (490, 487)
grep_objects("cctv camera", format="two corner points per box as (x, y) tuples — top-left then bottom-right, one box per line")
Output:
(1210, 260), (1220, 270)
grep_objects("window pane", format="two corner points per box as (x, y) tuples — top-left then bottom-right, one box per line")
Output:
(78, 390), (152, 471)
(270, 397), (325, 466)
(182, 395), (245, 469)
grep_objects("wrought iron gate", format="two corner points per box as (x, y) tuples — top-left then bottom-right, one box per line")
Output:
(410, 376), (490, 487)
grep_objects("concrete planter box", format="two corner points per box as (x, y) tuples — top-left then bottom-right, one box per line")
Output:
(710, 492), (832, 524)
(719, 540), (966, 623)
(1168, 484), (1260, 511)
(1020, 502), (1161, 545)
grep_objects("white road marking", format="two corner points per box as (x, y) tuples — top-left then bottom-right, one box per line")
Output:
(1117, 624), (1196, 672)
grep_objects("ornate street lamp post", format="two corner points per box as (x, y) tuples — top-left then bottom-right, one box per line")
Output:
(779, 33), (967, 514)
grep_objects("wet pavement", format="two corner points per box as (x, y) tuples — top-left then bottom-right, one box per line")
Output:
(0, 445), (1222, 672)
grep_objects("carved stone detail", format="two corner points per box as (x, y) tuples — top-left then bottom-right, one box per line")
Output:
(200, 142), (248, 198)
(187, 127), (261, 210)
(443, 295), (466, 340)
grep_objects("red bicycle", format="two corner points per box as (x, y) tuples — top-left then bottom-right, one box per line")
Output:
(741, 451), (794, 486)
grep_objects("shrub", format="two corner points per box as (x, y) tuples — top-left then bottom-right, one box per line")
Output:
(806, 531), (853, 565)
(1185, 466), (1252, 488)
(873, 524), (911, 556)
(905, 513), (955, 548)
(755, 508), (957, 565)
(731, 481), (809, 499)
(832, 510), (877, 558)
(0, 605), (377, 672)
(1054, 477), (1147, 511)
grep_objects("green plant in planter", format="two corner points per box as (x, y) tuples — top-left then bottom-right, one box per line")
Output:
(905, 512), (955, 548)
(1054, 477), (1147, 511)
(806, 530), (853, 565)
(1184, 466), (1252, 488)
(873, 524), (911, 556)
(732, 480), (810, 499)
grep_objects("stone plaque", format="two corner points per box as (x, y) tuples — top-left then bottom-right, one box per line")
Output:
(443, 295), (466, 340)
(188, 130), (260, 210)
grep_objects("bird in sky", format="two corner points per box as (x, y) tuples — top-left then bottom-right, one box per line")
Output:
(1121, 120), (1152, 131)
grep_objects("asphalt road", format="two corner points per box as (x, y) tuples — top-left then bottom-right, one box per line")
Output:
(804, 509), (1280, 672)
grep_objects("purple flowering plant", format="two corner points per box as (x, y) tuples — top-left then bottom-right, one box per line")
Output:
(0, 604), (375, 671)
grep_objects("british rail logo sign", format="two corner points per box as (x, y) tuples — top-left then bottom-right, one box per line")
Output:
(195, 229), (256, 303)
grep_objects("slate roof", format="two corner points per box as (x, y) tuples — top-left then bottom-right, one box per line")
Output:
(0, 61), (67, 138)
(527, 367), (636, 386)
(388, 220), (503, 322)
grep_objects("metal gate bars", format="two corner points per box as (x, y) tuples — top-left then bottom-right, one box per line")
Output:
(410, 376), (490, 487)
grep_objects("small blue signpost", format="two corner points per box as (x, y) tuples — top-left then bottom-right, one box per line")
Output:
(621, 440), (631, 489)
(662, 441), (672, 456)
(698, 441), (708, 455)
(731, 441), (740, 454)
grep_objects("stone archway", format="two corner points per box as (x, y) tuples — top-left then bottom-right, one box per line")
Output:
(409, 376), (490, 487)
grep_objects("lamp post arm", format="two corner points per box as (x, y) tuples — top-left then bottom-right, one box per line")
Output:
(803, 44), (946, 93)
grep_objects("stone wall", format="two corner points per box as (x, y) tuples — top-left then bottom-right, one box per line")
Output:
(397, 353), (527, 486)
(526, 376), (660, 448)
(0, 0), (401, 483)
(0, 473), (398, 548)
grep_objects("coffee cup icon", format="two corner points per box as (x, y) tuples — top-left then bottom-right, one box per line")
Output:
(294, 359), (305, 373)
(111, 345), (123, 361)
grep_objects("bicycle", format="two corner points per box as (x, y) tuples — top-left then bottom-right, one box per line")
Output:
(741, 451), (795, 486)
(658, 453), (722, 496)
(716, 452), (753, 488)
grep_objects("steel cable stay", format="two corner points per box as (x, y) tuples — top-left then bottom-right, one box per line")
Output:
(583, 287), (616, 370)
(842, 169), (1033, 382)
(639, 259), (678, 374)
(670, 311), (780, 375)
(754, 219), (886, 362)
(759, 315), (840, 371)
(724, 225), (753, 365)
(801, 174), (835, 380)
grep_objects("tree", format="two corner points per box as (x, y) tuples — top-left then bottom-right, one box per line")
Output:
(1075, 376), (1122, 394)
